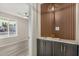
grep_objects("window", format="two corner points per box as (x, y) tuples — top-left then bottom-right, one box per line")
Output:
(0, 16), (17, 39)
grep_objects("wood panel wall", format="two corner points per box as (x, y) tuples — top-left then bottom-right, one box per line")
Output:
(55, 3), (76, 40)
(41, 3), (76, 40)
(41, 4), (55, 37)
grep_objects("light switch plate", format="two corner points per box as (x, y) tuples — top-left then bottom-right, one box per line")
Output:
(55, 26), (60, 31)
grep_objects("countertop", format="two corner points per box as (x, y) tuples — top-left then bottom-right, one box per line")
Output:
(38, 37), (78, 45)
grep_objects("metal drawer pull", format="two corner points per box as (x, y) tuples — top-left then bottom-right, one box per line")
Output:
(64, 46), (66, 52)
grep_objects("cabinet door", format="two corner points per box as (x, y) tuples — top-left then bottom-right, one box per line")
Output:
(37, 39), (52, 56)
(51, 41), (54, 56)
(64, 43), (77, 56)
(53, 42), (63, 56)
(37, 39), (46, 56)
(45, 40), (52, 56)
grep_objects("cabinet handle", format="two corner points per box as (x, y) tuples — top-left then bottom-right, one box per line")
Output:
(61, 45), (62, 52)
(64, 46), (66, 52)
(64, 46), (66, 55)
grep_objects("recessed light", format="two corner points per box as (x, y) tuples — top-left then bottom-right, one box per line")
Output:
(51, 7), (54, 11)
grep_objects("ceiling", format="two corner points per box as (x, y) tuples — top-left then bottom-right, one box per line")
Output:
(0, 3), (29, 19)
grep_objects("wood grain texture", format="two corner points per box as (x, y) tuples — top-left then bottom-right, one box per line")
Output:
(41, 3), (76, 40)
(55, 3), (76, 40)
(41, 4), (55, 37)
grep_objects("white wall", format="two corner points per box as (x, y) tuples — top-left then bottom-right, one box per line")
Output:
(0, 12), (28, 41)
(0, 3), (29, 19)
(28, 3), (41, 56)
(0, 3), (41, 56)
(76, 3), (79, 44)
(0, 3), (29, 55)
(0, 11), (28, 56)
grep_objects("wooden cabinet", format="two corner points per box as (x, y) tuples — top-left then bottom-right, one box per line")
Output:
(37, 39), (77, 56)
(41, 3), (76, 40)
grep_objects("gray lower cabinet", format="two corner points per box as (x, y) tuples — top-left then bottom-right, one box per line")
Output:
(45, 40), (52, 56)
(37, 39), (52, 56)
(53, 41), (63, 56)
(53, 42), (77, 56)
(37, 39), (77, 56)
(37, 39), (46, 56)
(63, 43), (77, 56)
(77, 45), (79, 56)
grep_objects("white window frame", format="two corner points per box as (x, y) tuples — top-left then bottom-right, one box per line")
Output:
(0, 16), (18, 39)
